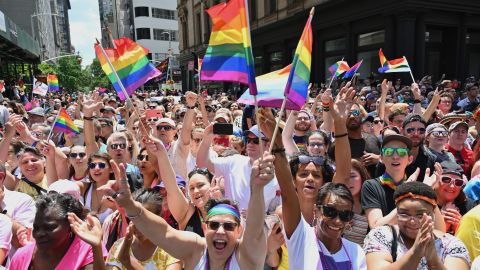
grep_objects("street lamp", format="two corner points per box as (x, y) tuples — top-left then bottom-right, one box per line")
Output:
(41, 53), (82, 64)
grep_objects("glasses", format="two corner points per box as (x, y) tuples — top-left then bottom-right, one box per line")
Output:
(397, 212), (431, 224)
(297, 117), (310, 121)
(88, 162), (107, 169)
(137, 154), (148, 161)
(298, 155), (324, 165)
(69, 152), (86, 159)
(441, 176), (464, 187)
(308, 142), (324, 148)
(31, 131), (43, 138)
(320, 205), (354, 222)
(349, 109), (361, 117)
(157, 125), (174, 131)
(381, 147), (409, 157)
(246, 137), (268, 145)
(405, 127), (426, 134)
(374, 119), (384, 124)
(110, 143), (127, 150)
(430, 130), (448, 137)
(147, 118), (158, 123)
(205, 221), (239, 231)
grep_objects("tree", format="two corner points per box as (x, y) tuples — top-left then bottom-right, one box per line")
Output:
(38, 56), (87, 92)
(87, 58), (110, 89)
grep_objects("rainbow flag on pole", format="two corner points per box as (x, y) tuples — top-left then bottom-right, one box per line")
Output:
(47, 74), (59, 91)
(343, 60), (363, 79)
(328, 61), (350, 78)
(200, 0), (257, 95)
(378, 48), (411, 73)
(94, 38), (161, 100)
(283, 7), (314, 110)
(53, 108), (80, 135)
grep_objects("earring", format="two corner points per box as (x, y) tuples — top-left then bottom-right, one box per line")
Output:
(344, 224), (352, 231)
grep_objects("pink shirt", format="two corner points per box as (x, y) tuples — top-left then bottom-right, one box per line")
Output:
(10, 236), (94, 270)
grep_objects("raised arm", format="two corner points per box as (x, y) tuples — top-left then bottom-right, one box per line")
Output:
(258, 110), (300, 238)
(197, 94), (210, 127)
(180, 92), (197, 146)
(319, 89), (334, 132)
(411, 83), (423, 115)
(378, 79), (389, 120)
(329, 84), (354, 185)
(238, 153), (275, 268)
(83, 92), (104, 156)
(145, 136), (193, 228)
(195, 124), (215, 172)
(0, 115), (19, 163)
(42, 141), (59, 186)
(423, 88), (442, 122)
(99, 160), (204, 263)
(281, 111), (300, 156)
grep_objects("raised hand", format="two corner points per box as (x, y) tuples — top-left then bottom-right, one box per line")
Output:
(381, 79), (389, 96)
(411, 213), (434, 258)
(143, 135), (166, 157)
(209, 176), (224, 199)
(411, 83), (421, 100)
(267, 222), (285, 253)
(185, 91), (198, 107)
(118, 222), (136, 268)
(442, 202), (462, 232)
(40, 140), (56, 159)
(82, 91), (104, 117)
(406, 168), (421, 183)
(68, 213), (103, 247)
(97, 160), (135, 211)
(423, 162), (442, 187)
(251, 152), (275, 188)
(331, 82), (356, 121)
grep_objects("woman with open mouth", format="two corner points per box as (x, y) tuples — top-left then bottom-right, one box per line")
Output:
(100, 135), (275, 270)
(364, 181), (470, 270)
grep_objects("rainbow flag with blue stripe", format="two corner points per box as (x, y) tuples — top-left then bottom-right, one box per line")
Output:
(343, 60), (363, 79)
(47, 74), (59, 91)
(200, 0), (257, 95)
(328, 61), (350, 78)
(378, 48), (411, 73)
(53, 108), (80, 135)
(94, 38), (161, 101)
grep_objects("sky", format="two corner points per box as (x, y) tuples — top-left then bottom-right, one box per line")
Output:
(69, 0), (101, 66)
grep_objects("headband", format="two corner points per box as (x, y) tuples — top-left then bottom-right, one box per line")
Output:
(205, 204), (241, 221)
(394, 192), (437, 206)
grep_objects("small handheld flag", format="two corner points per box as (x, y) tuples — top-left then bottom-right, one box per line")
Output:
(47, 74), (59, 91)
(343, 60), (363, 79)
(52, 108), (80, 135)
(328, 61), (350, 79)
(377, 49), (411, 73)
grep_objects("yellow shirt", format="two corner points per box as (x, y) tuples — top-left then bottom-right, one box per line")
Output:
(278, 245), (289, 270)
(456, 205), (480, 260)
(16, 176), (48, 200)
(106, 238), (179, 270)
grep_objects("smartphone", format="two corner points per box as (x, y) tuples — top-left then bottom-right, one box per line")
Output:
(213, 123), (233, 135)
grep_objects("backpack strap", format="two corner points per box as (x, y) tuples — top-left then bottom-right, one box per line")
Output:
(389, 225), (398, 262)
(20, 177), (47, 195)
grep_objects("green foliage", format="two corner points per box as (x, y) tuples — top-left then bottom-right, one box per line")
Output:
(38, 56), (111, 93)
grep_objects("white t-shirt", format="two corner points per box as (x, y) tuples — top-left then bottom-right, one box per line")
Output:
(213, 154), (279, 211)
(0, 214), (12, 253)
(1, 188), (36, 228)
(187, 150), (218, 177)
(285, 216), (366, 270)
(167, 140), (189, 179)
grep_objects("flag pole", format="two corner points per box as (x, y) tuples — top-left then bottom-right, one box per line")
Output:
(96, 38), (149, 135)
(268, 7), (315, 154)
(46, 108), (62, 142)
(404, 56), (416, 83)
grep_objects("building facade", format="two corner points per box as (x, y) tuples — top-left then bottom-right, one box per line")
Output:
(54, 0), (73, 53)
(98, 0), (114, 47)
(178, 0), (480, 90)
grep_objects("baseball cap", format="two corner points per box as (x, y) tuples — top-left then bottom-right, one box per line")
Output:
(244, 125), (266, 139)
(27, 107), (45, 117)
(157, 118), (176, 127)
(362, 115), (374, 123)
(214, 113), (230, 122)
(100, 106), (116, 113)
(448, 121), (469, 133)
(402, 114), (426, 128)
(440, 160), (464, 176)
(426, 123), (447, 135)
(381, 134), (413, 150)
(48, 180), (82, 202)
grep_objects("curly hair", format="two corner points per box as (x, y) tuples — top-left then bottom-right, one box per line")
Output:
(393, 182), (437, 205)
(36, 192), (87, 221)
(289, 150), (334, 183)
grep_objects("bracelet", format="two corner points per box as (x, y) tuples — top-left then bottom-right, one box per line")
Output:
(322, 106), (330, 112)
(321, 102), (329, 106)
(83, 116), (95, 121)
(31, 140), (40, 148)
(413, 99), (421, 104)
(333, 133), (348, 138)
(126, 204), (144, 220)
(271, 147), (285, 155)
(186, 105), (197, 109)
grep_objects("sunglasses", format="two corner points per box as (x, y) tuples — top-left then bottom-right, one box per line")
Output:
(405, 127), (426, 134)
(308, 142), (324, 148)
(88, 162), (107, 169)
(381, 147), (409, 157)
(246, 137), (268, 145)
(441, 176), (464, 187)
(110, 143), (127, 150)
(147, 118), (158, 123)
(374, 119), (384, 124)
(205, 221), (238, 231)
(69, 152), (86, 159)
(349, 109), (361, 117)
(157, 125), (174, 131)
(137, 154), (148, 161)
(192, 138), (202, 143)
(298, 155), (324, 165)
(320, 205), (354, 222)
(430, 131), (448, 137)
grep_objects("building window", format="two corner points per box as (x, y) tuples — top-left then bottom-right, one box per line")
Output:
(182, 21), (188, 49)
(356, 50), (379, 79)
(254, 55), (263, 75)
(136, 28), (151, 40)
(466, 31), (480, 44)
(196, 13), (202, 44)
(269, 51), (283, 71)
(265, 0), (277, 15)
(153, 29), (178, 41)
(358, 30), (385, 47)
(249, 0), (256, 22)
(152, 8), (176, 20)
(425, 29), (442, 43)
(135, 6), (149, 17)
(325, 37), (346, 53)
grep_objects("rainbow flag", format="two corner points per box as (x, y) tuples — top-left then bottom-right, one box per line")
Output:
(378, 49), (411, 73)
(283, 8), (314, 110)
(94, 38), (161, 101)
(328, 61), (350, 78)
(53, 108), (80, 135)
(200, 0), (257, 95)
(47, 74), (59, 91)
(343, 60), (363, 79)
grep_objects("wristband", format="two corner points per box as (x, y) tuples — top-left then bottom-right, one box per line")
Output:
(271, 147), (285, 155)
(413, 99), (421, 104)
(83, 116), (95, 121)
(126, 204), (144, 220)
(186, 105), (197, 110)
(333, 133), (348, 138)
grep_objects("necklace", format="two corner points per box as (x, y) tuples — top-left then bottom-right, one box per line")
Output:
(204, 248), (233, 270)
(380, 173), (404, 190)
(317, 238), (352, 270)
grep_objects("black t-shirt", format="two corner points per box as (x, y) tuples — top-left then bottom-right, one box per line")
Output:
(361, 178), (396, 216)
(293, 134), (308, 152)
(241, 105), (255, 131)
(184, 208), (204, 237)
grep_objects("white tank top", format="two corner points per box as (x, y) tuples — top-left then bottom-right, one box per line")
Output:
(193, 247), (241, 270)
(84, 183), (113, 223)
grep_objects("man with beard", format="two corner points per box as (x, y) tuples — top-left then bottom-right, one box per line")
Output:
(292, 110), (313, 152)
(328, 103), (380, 176)
(375, 114), (438, 181)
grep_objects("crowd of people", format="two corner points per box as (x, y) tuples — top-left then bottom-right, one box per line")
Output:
(0, 75), (477, 269)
